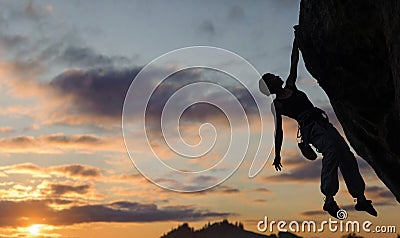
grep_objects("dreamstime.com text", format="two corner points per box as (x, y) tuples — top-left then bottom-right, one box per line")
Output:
(257, 216), (397, 234)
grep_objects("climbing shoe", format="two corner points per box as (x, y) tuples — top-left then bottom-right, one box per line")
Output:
(323, 200), (340, 219)
(355, 200), (378, 217)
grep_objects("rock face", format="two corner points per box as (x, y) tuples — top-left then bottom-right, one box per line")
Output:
(297, 0), (400, 202)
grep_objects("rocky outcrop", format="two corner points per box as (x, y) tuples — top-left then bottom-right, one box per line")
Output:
(297, 0), (400, 202)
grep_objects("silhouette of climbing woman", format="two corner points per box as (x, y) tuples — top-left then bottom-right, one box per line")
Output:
(259, 25), (377, 218)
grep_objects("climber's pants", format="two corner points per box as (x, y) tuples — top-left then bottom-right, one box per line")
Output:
(302, 121), (365, 198)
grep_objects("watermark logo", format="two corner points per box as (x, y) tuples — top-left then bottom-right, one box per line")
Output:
(122, 46), (274, 192)
(257, 213), (396, 234)
(336, 209), (348, 220)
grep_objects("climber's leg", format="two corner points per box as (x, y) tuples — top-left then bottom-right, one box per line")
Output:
(312, 123), (377, 216)
(308, 122), (340, 197)
(325, 125), (366, 198)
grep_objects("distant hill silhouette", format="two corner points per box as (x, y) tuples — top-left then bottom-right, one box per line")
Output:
(160, 219), (302, 238)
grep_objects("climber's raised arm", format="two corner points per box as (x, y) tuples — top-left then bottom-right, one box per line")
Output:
(286, 28), (300, 88)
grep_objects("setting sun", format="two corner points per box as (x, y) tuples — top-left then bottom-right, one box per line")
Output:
(0, 1), (399, 238)
(27, 224), (42, 236)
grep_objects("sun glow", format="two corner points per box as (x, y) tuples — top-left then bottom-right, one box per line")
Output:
(27, 224), (43, 235)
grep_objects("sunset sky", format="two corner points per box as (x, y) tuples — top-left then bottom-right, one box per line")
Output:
(0, 1), (398, 237)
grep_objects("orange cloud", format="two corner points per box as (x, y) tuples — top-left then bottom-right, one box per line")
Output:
(0, 126), (13, 133)
(0, 133), (125, 154)
(37, 180), (103, 201)
(0, 163), (102, 180)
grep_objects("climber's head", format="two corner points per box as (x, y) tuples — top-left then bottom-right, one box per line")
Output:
(260, 73), (283, 95)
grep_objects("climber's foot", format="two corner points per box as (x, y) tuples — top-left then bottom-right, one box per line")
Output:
(355, 200), (377, 217)
(323, 200), (340, 219)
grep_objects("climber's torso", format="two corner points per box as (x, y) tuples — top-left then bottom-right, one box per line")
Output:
(274, 85), (315, 121)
